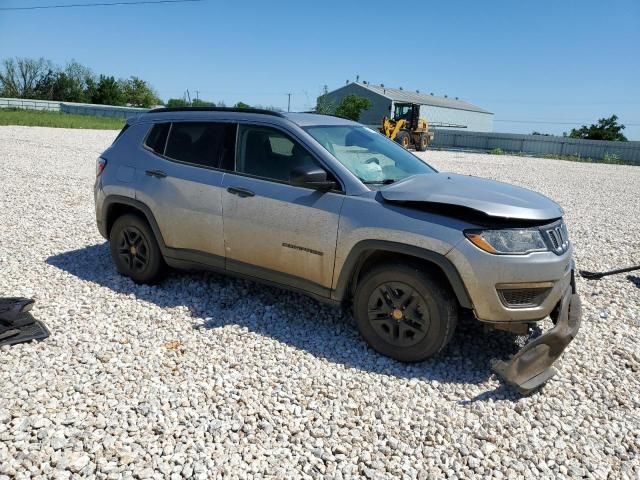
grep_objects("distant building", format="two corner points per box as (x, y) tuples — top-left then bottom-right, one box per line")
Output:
(319, 82), (493, 132)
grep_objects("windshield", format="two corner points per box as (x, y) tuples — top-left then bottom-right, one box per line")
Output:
(304, 125), (436, 185)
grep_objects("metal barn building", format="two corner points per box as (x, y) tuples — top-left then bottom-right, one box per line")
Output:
(320, 82), (493, 132)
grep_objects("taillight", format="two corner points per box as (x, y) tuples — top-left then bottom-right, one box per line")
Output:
(96, 157), (107, 177)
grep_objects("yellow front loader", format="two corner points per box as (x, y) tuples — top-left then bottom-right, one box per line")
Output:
(380, 102), (434, 151)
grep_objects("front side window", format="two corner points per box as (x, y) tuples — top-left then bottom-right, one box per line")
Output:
(304, 125), (435, 185)
(163, 122), (236, 170)
(236, 125), (323, 183)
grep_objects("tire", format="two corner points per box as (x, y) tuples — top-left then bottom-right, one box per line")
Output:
(416, 133), (429, 152)
(353, 263), (457, 362)
(109, 214), (165, 284)
(395, 131), (410, 149)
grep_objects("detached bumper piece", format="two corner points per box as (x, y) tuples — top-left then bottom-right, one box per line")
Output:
(491, 286), (582, 395)
(0, 297), (50, 347)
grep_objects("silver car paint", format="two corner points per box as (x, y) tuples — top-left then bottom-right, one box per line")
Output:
(96, 123), (143, 200)
(221, 173), (344, 289)
(380, 173), (564, 221)
(332, 192), (471, 290)
(446, 239), (573, 321)
(95, 110), (577, 325)
(131, 125), (227, 260)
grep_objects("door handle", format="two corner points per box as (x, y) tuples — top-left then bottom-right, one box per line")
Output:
(145, 169), (167, 178)
(227, 186), (255, 198)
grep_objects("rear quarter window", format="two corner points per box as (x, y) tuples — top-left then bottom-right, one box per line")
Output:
(144, 123), (170, 155)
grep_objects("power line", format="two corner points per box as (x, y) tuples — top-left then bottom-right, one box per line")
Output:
(0, 0), (205, 11)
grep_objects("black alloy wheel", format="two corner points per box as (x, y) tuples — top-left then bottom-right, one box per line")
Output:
(367, 281), (430, 347)
(353, 263), (458, 362)
(109, 214), (165, 284)
(117, 226), (150, 273)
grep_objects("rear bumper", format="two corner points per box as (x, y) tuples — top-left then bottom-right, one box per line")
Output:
(491, 281), (582, 394)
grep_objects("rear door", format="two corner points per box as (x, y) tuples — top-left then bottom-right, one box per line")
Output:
(135, 121), (236, 267)
(221, 123), (345, 295)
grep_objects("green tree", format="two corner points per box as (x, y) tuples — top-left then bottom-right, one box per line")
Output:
(120, 76), (160, 108)
(191, 98), (215, 107)
(33, 69), (61, 100)
(234, 101), (251, 109)
(334, 95), (372, 121)
(34, 63), (93, 103)
(63, 61), (93, 102)
(166, 98), (189, 108)
(0, 57), (51, 98)
(315, 85), (335, 114)
(90, 75), (125, 106)
(568, 115), (627, 141)
(165, 98), (222, 108)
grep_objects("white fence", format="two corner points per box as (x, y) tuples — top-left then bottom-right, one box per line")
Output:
(0, 97), (149, 119)
(0, 98), (61, 111)
(431, 129), (640, 164)
(61, 102), (148, 119)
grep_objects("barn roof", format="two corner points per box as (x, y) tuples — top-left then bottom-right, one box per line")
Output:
(351, 82), (492, 114)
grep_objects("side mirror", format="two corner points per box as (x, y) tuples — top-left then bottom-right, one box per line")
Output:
(290, 166), (337, 191)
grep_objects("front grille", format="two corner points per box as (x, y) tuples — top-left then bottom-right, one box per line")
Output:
(498, 287), (552, 308)
(542, 221), (570, 255)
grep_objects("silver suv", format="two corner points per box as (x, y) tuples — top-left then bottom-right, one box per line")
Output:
(94, 107), (581, 393)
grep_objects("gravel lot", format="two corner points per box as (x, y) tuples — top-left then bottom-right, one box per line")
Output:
(0, 126), (638, 479)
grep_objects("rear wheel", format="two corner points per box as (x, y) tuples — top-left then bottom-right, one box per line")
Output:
(109, 214), (165, 284)
(353, 263), (457, 362)
(395, 131), (411, 149)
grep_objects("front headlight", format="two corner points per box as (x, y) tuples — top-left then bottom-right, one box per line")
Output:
(465, 228), (548, 255)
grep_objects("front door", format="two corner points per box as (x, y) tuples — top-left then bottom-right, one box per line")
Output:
(221, 124), (344, 295)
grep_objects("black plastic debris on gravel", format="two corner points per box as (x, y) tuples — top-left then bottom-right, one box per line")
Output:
(0, 297), (50, 347)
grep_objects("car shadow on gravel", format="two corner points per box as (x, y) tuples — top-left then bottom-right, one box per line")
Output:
(47, 243), (524, 392)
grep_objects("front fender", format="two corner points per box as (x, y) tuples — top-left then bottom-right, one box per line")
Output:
(331, 239), (473, 309)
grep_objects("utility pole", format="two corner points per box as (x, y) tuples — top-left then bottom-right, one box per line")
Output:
(287, 93), (291, 112)
(186, 89), (191, 104)
(195, 90), (199, 102)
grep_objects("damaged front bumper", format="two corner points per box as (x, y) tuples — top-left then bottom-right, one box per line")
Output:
(491, 279), (582, 395)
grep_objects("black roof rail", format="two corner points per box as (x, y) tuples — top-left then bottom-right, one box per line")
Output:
(148, 106), (285, 117)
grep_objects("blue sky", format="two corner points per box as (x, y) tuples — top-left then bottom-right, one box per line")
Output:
(1, 0), (639, 138)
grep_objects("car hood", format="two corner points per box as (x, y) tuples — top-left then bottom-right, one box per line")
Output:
(380, 173), (563, 221)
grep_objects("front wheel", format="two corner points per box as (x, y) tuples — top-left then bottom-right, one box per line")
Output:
(394, 131), (411, 149)
(353, 263), (457, 362)
(109, 214), (165, 284)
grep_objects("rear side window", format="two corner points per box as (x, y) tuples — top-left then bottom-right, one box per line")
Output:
(164, 122), (236, 170)
(145, 123), (170, 154)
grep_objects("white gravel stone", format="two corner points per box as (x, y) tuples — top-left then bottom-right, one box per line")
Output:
(0, 126), (638, 478)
